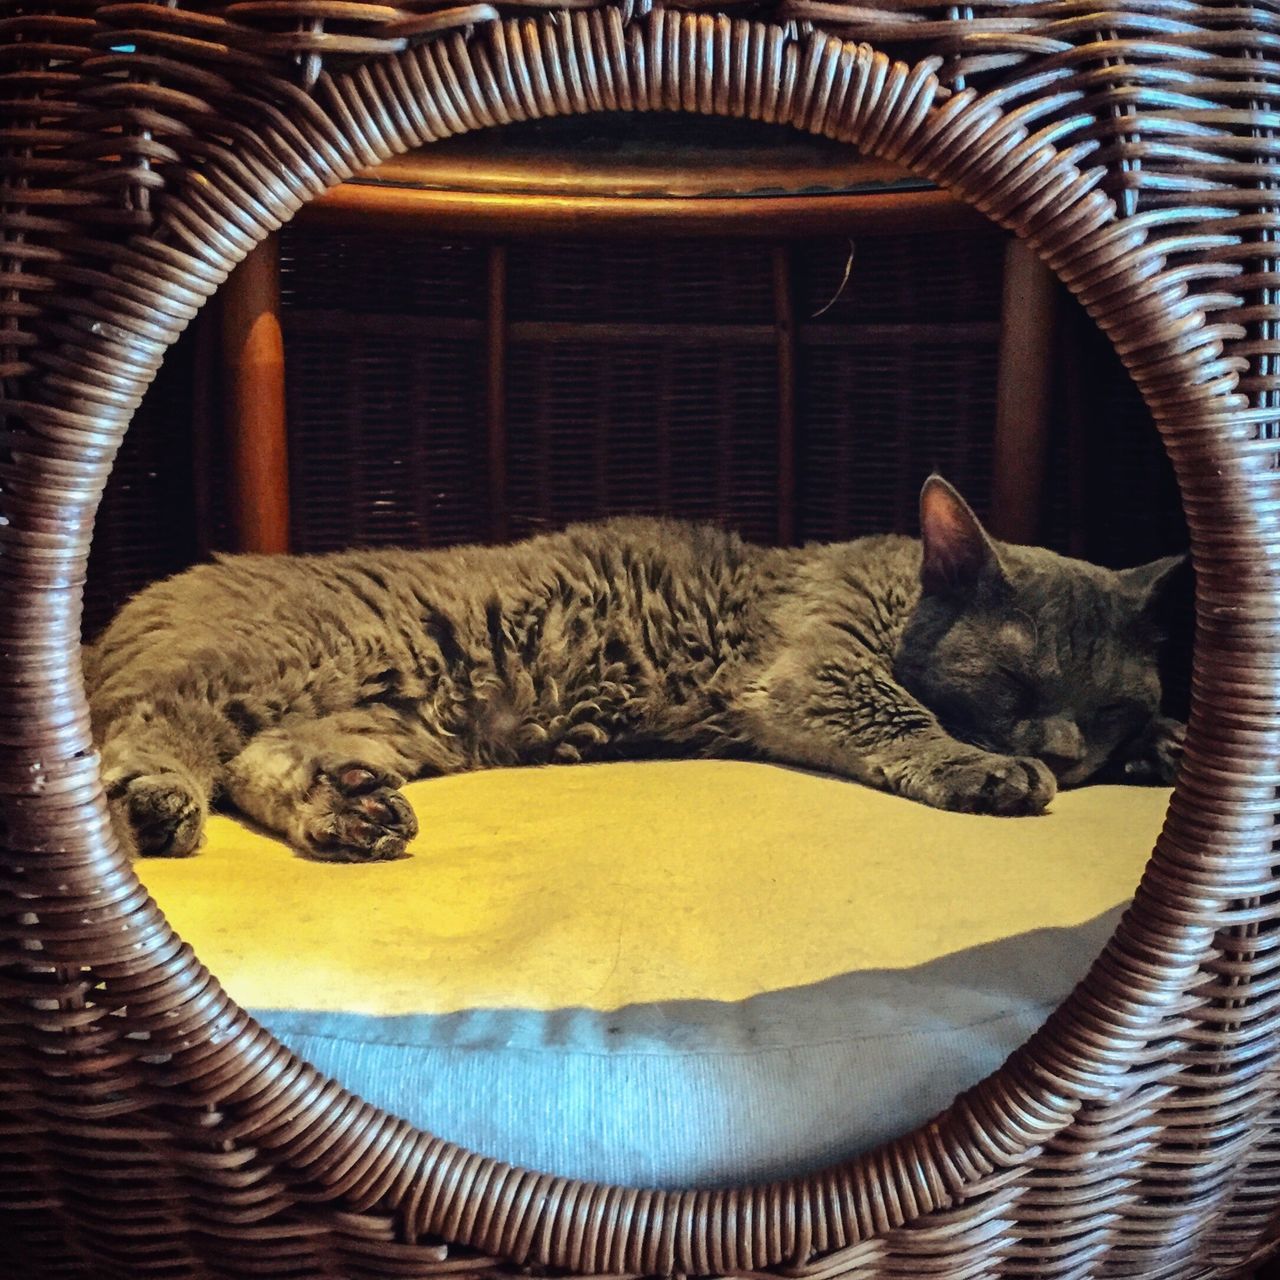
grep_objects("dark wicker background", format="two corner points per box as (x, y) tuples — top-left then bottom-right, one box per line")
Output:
(84, 222), (1187, 639)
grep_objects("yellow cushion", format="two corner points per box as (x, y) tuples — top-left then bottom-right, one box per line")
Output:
(139, 760), (1167, 1015)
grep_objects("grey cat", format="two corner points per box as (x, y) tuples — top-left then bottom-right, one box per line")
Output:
(84, 477), (1186, 863)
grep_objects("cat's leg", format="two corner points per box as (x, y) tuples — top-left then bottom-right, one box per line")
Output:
(864, 730), (1057, 815)
(738, 660), (1057, 816)
(223, 707), (444, 862)
(94, 696), (236, 858)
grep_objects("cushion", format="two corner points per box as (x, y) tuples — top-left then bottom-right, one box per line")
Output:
(137, 760), (1168, 1188)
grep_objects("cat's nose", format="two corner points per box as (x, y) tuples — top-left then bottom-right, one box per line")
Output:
(1040, 718), (1084, 776)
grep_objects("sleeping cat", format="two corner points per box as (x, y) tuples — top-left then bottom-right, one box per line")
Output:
(84, 477), (1187, 862)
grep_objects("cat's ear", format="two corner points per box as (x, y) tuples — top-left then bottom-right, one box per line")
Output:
(919, 475), (1005, 597)
(1118, 553), (1189, 615)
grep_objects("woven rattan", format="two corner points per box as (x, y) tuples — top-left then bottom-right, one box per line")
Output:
(1, 1), (1278, 1277)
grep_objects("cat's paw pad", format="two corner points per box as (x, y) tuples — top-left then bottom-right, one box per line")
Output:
(923, 752), (1056, 817)
(301, 763), (418, 863)
(107, 770), (204, 856)
(1120, 717), (1185, 785)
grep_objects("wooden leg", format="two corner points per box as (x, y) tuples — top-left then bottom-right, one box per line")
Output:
(989, 238), (1055, 546)
(221, 233), (290, 554)
(486, 244), (508, 544)
(772, 245), (797, 546)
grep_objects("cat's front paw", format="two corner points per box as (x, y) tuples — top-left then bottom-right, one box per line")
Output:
(1115, 716), (1185, 785)
(299, 763), (418, 863)
(910, 750), (1056, 817)
(105, 768), (205, 856)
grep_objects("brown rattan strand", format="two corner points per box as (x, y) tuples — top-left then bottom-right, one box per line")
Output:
(3, 1), (1280, 1278)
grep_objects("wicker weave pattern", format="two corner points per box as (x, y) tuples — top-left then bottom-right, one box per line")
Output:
(2, 1), (1279, 1277)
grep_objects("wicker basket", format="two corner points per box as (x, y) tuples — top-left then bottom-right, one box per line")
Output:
(1, 3), (1277, 1277)
(86, 209), (1181, 641)
(277, 205), (1011, 552)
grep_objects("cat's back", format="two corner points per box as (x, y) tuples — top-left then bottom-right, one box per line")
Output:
(382, 515), (765, 607)
(90, 518), (761, 653)
(559, 516), (762, 582)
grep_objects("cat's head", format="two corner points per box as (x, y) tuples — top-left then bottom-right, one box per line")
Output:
(892, 476), (1186, 787)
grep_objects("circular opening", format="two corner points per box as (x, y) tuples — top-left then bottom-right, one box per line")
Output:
(89, 111), (1187, 1194)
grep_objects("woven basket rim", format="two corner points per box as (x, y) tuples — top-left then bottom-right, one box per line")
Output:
(2, 5), (1270, 1272)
